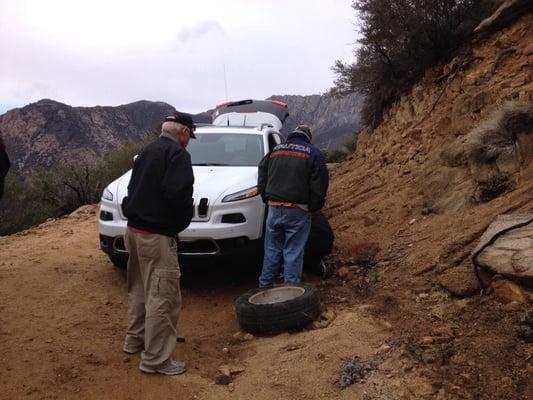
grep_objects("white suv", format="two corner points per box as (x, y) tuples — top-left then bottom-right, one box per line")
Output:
(98, 99), (288, 267)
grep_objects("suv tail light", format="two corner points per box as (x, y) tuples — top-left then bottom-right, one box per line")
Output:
(269, 100), (287, 108)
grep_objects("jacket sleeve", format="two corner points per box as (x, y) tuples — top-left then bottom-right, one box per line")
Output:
(0, 147), (10, 179)
(308, 149), (329, 212)
(161, 149), (195, 233)
(257, 153), (270, 204)
(0, 147), (10, 200)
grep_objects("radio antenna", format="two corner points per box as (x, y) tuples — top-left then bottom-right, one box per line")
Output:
(223, 63), (229, 101)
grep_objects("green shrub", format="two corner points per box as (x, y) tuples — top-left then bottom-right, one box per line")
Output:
(0, 140), (144, 236)
(322, 149), (348, 163)
(332, 0), (496, 128)
(344, 134), (358, 154)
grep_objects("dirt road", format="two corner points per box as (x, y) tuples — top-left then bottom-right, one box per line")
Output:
(1, 206), (532, 399)
(0, 207), (394, 400)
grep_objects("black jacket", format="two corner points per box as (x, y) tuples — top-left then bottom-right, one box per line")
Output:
(258, 132), (329, 212)
(122, 135), (194, 237)
(0, 142), (10, 201)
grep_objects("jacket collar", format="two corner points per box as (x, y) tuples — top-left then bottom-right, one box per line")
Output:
(287, 131), (312, 144)
(160, 132), (183, 148)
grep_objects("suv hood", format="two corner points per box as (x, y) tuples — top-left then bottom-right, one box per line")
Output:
(115, 166), (258, 219)
(192, 166), (258, 202)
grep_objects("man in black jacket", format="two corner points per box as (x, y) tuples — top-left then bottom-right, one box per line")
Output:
(121, 112), (195, 376)
(257, 125), (329, 288)
(0, 133), (10, 201)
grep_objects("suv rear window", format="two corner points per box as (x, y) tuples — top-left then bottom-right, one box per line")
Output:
(188, 133), (264, 166)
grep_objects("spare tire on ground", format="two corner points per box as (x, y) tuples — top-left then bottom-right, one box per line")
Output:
(235, 283), (321, 334)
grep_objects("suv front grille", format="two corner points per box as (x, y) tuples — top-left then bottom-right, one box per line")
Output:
(178, 240), (219, 255)
(198, 198), (209, 217)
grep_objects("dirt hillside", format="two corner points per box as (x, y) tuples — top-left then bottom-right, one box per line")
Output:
(326, 10), (533, 400)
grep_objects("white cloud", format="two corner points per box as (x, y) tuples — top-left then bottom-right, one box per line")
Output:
(0, 0), (357, 113)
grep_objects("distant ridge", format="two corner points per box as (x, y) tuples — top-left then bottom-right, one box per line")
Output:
(0, 94), (361, 174)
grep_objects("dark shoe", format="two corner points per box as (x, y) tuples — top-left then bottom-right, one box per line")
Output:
(140, 359), (187, 376)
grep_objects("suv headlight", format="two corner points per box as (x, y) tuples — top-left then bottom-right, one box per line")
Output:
(102, 187), (114, 201)
(222, 186), (259, 202)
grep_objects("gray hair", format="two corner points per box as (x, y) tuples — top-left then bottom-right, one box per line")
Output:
(161, 121), (186, 135)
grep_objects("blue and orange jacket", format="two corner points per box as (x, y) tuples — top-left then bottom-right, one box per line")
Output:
(258, 131), (329, 212)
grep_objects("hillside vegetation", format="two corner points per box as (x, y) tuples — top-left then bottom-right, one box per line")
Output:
(0, 141), (143, 236)
(332, 0), (500, 127)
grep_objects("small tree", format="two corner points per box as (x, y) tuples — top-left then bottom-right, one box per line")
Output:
(332, 0), (495, 128)
(322, 149), (348, 163)
(344, 134), (358, 154)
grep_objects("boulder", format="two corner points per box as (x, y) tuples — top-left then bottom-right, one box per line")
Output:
(491, 279), (529, 304)
(473, 214), (533, 285)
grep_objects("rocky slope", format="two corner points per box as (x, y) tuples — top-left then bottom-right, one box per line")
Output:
(325, 8), (532, 400)
(268, 93), (362, 149)
(0, 99), (177, 174)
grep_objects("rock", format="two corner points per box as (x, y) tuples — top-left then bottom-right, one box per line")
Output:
(491, 280), (528, 304)
(45, 338), (53, 344)
(232, 332), (254, 343)
(214, 373), (232, 385)
(421, 336), (435, 345)
(312, 319), (330, 330)
(518, 324), (533, 342)
(434, 268), (480, 298)
(524, 44), (533, 56)
(218, 364), (245, 377)
(227, 364), (246, 375)
(218, 365), (231, 377)
(122, 356), (130, 363)
(281, 343), (303, 352)
(228, 382), (235, 392)
(222, 347), (229, 354)
(321, 309), (336, 321)
(522, 309), (533, 327)
(363, 215), (378, 227)
(408, 218), (417, 225)
(176, 336), (186, 343)
(502, 301), (522, 311)
(420, 336), (454, 345)
(337, 266), (354, 280)
(242, 333), (254, 341)
(409, 381), (438, 397)
(376, 344), (391, 355)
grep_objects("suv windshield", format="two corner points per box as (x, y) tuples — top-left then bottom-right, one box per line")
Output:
(188, 133), (265, 166)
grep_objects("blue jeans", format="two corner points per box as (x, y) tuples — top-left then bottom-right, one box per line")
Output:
(258, 206), (312, 288)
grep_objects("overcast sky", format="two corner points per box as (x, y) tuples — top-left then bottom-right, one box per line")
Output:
(0, 0), (358, 114)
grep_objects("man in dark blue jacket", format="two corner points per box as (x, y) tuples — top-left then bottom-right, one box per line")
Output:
(121, 112), (195, 376)
(257, 125), (329, 288)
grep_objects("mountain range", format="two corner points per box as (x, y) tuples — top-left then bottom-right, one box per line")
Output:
(0, 93), (361, 174)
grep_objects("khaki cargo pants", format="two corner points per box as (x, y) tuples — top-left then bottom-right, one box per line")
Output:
(124, 229), (182, 370)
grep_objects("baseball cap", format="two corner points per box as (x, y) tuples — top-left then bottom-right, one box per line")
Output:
(165, 111), (197, 138)
(294, 124), (312, 140)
